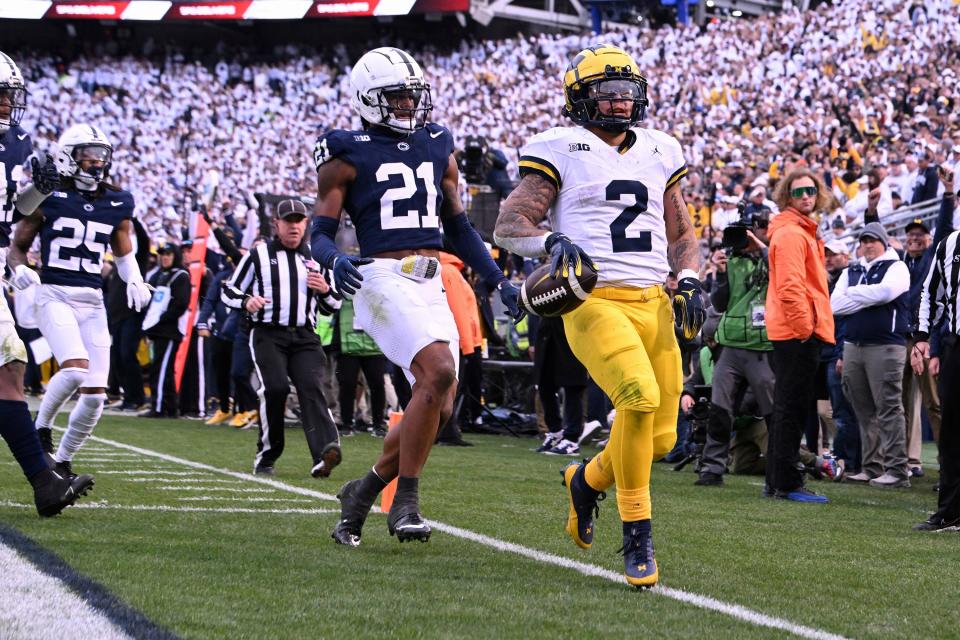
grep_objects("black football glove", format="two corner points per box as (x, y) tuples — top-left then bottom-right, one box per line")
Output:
(497, 279), (526, 323)
(673, 277), (706, 342)
(30, 154), (60, 195)
(544, 232), (597, 279)
(332, 255), (374, 297)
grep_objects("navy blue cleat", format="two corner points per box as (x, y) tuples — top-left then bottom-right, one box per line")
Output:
(562, 460), (605, 549)
(620, 520), (658, 589)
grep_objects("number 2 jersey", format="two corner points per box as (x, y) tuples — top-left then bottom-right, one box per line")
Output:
(0, 124), (33, 249)
(314, 123), (454, 256)
(518, 126), (687, 288)
(39, 187), (134, 289)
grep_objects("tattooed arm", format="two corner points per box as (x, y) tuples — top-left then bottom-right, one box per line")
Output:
(493, 173), (558, 256)
(663, 183), (700, 275)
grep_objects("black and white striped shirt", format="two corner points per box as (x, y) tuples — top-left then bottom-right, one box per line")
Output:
(919, 229), (960, 337)
(222, 239), (338, 328)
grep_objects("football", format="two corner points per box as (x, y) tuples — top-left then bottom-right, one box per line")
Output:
(519, 260), (598, 317)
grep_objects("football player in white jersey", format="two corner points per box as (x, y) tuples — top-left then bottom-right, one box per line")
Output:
(9, 123), (152, 479)
(494, 44), (704, 588)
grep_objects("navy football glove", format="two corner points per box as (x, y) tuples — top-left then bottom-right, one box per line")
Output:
(332, 255), (374, 297)
(30, 154), (60, 195)
(673, 277), (706, 342)
(497, 279), (525, 323)
(544, 232), (596, 279)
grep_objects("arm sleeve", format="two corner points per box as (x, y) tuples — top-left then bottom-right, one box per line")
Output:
(222, 250), (256, 309)
(442, 212), (506, 288)
(310, 216), (341, 268)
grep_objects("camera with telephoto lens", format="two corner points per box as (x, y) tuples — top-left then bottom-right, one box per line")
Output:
(721, 200), (751, 254)
(460, 135), (489, 184)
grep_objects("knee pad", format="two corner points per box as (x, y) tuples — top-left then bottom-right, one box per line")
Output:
(58, 367), (89, 390)
(652, 432), (677, 461)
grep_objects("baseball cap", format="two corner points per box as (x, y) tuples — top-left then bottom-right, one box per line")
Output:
(823, 239), (848, 255)
(905, 218), (930, 234)
(858, 222), (889, 248)
(276, 199), (308, 220)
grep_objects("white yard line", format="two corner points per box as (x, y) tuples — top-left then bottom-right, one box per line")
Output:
(95, 470), (214, 476)
(0, 543), (133, 640)
(120, 478), (246, 484)
(78, 433), (847, 640)
(153, 486), (280, 493)
(177, 497), (315, 503)
(0, 500), (336, 516)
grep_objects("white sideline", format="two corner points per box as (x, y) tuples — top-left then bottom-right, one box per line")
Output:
(0, 500), (336, 516)
(79, 433), (847, 640)
(0, 543), (132, 640)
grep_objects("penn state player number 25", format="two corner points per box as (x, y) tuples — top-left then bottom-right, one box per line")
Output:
(48, 217), (113, 274)
(377, 161), (438, 230)
(607, 179), (651, 253)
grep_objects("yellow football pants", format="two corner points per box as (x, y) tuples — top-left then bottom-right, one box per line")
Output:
(563, 285), (682, 522)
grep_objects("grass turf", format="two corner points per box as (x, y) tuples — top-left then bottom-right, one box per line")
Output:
(1, 414), (957, 639)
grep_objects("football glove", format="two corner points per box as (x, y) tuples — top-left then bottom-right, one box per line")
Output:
(11, 264), (40, 291)
(544, 232), (596, 279)
(497, 279), (525, 322)
(332, 255), (374, 297)
(673, 277), (706, 342)
(30, 154), (60, 195)
(126, 280), (153, 312)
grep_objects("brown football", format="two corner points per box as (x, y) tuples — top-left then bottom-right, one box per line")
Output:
(519, 260), (598, 317)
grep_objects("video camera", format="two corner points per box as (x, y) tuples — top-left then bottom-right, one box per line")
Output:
(722, 201), (770, 254)
(672, 384), (711, 472)
(459, 135), (489, 184)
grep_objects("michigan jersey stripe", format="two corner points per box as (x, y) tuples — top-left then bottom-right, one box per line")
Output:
(666, 165), (688, 189)
(518, 156), (561, 189)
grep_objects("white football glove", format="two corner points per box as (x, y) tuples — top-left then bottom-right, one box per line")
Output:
(126, 280), (153, 312)
(11, 264), (40, 291)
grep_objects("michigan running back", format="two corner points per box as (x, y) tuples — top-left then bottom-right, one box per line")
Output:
(494, 44), (704, 587)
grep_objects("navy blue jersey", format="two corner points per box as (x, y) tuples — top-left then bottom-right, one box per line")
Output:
(39, 187), (134, 289)
(314, 123), (455, 256)
(0, 124), (33, 246)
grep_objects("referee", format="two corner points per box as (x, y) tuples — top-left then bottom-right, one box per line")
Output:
(222, 199), (341, 478)
(912, 218), (960, 531)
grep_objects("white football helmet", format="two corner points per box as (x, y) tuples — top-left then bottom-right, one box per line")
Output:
(0, 51), (28, 133)
(54, 124), (113, 190)
(349, 47), (432, 134)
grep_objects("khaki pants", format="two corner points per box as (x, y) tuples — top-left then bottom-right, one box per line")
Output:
(903, 338), (942, 466)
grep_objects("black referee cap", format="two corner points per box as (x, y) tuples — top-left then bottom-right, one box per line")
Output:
(276, 199), (308, 220)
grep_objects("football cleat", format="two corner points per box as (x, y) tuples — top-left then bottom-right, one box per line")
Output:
(205, 410), (232, 425)
(35, 472), (95, 518)
(387, 501), (432, 543)
(536, 432), (563, 453)
(620, 521), (658, 589)
(253, 464), (275, 476)
(546, 439), (581, 456)
(311, 443), (342, 479)
(54, 459), (77, 480)
(562, 460), (605, 549)
(331, 479), (377, 547)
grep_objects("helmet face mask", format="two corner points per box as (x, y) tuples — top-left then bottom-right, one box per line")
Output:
(0, 51), (28, 133)
(563, 45), (649, 133)
(351, 48), (433, 134)
(54, 124), (114, 191)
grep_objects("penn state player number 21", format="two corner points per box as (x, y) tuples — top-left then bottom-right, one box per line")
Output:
(377, 161), (438, 230)
(607, 179), (651, 253)
(47, 217), (113, 273)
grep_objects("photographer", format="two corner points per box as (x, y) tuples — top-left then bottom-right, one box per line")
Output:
(694, 205), (776, 487)
(458, 135), (512, 198)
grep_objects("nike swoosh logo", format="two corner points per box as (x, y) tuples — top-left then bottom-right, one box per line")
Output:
(111, 201), (123, 206)
(17, 134), (27, 141)
(430, 131), (443, 138)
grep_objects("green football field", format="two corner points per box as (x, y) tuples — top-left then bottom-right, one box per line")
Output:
(1, 414), (956, 640)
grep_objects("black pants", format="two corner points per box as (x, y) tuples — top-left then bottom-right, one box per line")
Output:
(149, 336), (181, 417)
(459, 350), (483, 425)
(934, 337), (960, 521)
(336, 353), (387, 428)
(231, 328), (257, 413)
(111, 315), (146, 407)
(212, 336), (233, 413)
(768, 338), (821, 492)
(250, 326), (337, 468)
(179, 332), (206, 417)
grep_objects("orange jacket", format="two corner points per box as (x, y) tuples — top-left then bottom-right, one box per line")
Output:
(439, 252), (483, 356)
(764, 208), (835, 344)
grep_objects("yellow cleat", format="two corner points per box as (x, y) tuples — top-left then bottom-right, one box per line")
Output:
(229, 411), (253, 429)
(562, 461), (605, 550)
(205, 410), (232, 426)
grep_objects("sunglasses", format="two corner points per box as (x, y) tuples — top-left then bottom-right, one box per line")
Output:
(790, 186), (818, 198)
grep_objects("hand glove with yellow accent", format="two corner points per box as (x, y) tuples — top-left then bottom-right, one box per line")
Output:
(544, 232), (597, 279)
(673, 276), (706, 341)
